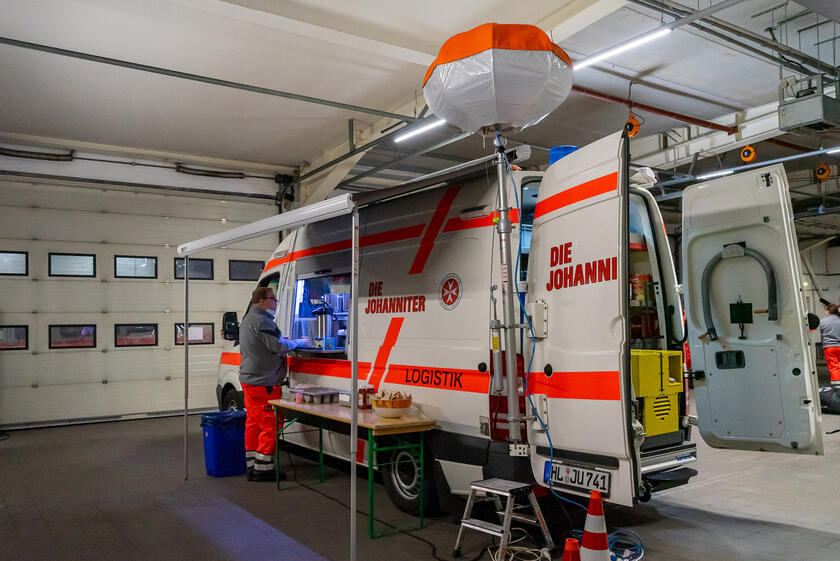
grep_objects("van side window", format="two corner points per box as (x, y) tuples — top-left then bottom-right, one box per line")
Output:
(519, 177), (541, 281)
(244, 273), (280, 317)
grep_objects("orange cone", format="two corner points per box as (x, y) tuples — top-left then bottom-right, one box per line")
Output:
(562, 538), (582, 561)
(580, 491), (611, 561)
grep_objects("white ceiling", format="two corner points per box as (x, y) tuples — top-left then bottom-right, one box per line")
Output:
(0, 0), (838, 188)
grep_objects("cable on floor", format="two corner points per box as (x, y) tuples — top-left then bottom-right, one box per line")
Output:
(485, 527), (551, 561)
(284, 449), (488, 561)
(568, 528), (644, 560)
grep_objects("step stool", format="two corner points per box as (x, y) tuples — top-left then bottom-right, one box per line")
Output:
(453, 478), (555, 559)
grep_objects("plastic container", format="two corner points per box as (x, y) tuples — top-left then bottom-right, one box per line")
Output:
(200, 410), (246, 477)
(548, 145), (578, 166)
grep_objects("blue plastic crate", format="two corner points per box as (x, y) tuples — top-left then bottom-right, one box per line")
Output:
(200, 410), (247, 477)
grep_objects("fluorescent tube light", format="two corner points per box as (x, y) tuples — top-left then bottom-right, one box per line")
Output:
(575, 28), (672, 70)
(394, 118), (446, 143)
(826, 147), (840, 154)
(696, 169), (734, 180)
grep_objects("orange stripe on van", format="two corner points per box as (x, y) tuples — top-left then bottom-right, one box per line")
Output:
(386, 364), (490, 394)
(409, 186), (461, 274)
(527, 370), (620, 401)
(533, 172), (618, 221)
(261, 224), (426, 273)
(220, 352), (241, 366)
(443, 208), (519, 233)
(287, 357), (372, 378)
(367, 317), (405, 391)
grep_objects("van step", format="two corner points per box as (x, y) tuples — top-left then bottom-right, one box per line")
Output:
(461, 518), (504, 537)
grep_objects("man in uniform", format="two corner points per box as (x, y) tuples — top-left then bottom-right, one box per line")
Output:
(239, 286), (309, 481)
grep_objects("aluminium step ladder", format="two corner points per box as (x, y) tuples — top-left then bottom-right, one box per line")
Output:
(453, 478), (555, 559)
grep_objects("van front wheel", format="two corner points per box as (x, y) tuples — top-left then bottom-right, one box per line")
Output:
(221, 388), (244, 411)
(381, 446), (438, 516)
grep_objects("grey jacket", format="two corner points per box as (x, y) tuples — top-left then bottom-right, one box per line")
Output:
(238, 308), (299, 386)
(820, 314), (840, 349)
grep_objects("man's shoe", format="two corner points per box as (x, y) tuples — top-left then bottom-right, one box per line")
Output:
(253, 470), (287, 482)
(246, 467), (254, 481)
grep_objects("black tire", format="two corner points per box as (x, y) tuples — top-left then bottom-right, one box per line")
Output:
(381, 445), (439, 516)
(221, 387), (245, 411)
(828, 388), (840, 415)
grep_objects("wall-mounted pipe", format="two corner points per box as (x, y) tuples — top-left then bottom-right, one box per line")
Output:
(572, 85), (739, 134)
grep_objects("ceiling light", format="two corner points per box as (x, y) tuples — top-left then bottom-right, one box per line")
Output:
(826, 147), (840, 154)
(394, 118), (446, 143)
(575, 28), (672, 70)
(696, 169), (734, 180)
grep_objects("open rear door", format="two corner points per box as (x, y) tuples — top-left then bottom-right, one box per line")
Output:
(525, 131), (640, 506)
(682, 164), (823, 454)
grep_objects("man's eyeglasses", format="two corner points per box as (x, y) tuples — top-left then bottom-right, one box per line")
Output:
(264, 296), (278, 301)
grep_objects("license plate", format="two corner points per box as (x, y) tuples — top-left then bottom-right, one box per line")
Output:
(544, 461), (611, 497)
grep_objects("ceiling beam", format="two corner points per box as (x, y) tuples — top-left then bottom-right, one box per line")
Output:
(539, 0), (628, 42)
(173, 0), (436, 67)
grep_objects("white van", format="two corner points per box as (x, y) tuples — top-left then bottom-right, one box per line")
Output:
(216, 131), (822, 513)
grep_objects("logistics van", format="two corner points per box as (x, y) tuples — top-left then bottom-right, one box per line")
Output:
(216, 131), (822, 512)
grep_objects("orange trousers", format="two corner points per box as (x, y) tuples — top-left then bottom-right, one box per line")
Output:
(825, 346), (840, 385)
(242, 384), (281, 456)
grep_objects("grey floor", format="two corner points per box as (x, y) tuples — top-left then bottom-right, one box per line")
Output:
(1, 404), (839, 561)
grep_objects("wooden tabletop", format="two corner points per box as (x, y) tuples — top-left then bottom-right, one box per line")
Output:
(267, 399), (437, 436)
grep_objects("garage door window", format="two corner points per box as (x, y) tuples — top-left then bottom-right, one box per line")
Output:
(174, 258), (213, 280)
(115, 324), (158, 347)
(49, 325), (96, 349)
(0, 251), (28, 276)
(229, 260), (265, 281)
(0, 326), (28, 350)
(49, 253), (96, 277)
(175, 323), (214, 345)
(115, 256), (157, 278)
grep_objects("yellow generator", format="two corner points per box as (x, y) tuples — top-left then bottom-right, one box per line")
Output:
(630, 349), (684, 449)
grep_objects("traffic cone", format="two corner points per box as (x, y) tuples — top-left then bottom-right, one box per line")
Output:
(562, 538), (582, 561)
(580, 490), (611, 561)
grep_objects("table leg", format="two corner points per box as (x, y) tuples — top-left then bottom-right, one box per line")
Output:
(274, 407), (280, 491)
(419, 433), (425, 530)
(318, 425), (325, 483)
(368, 429), (375, 539)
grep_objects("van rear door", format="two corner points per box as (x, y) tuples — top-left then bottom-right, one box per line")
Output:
(525, 131), (640, 506)
(682, 164), (823, 455)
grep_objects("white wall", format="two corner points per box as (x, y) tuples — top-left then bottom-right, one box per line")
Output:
(0, 179), (278, 427)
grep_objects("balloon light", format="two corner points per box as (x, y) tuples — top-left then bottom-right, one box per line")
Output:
(423, 23), (574, 134)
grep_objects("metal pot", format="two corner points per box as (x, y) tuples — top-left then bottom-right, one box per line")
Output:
(313, 306), (334, 340)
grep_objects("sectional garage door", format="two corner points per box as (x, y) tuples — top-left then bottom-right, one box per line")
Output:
(0, 179), (277, 427)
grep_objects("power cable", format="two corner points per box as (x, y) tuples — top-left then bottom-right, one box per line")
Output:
(283, 448), (489, 561)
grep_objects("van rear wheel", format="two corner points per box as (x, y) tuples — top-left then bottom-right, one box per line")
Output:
(381, 446), (438, 516)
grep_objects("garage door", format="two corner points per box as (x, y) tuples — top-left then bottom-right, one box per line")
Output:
(0, 179), (277, 427)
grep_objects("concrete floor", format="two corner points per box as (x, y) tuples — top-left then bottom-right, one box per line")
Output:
(1, 407), (838, 561)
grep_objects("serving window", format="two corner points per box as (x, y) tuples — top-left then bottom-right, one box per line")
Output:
(292, 272), (351, 352)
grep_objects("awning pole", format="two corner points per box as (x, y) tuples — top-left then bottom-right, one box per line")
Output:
(350, 207), (360, 561)
(184, 256), (190, 480)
